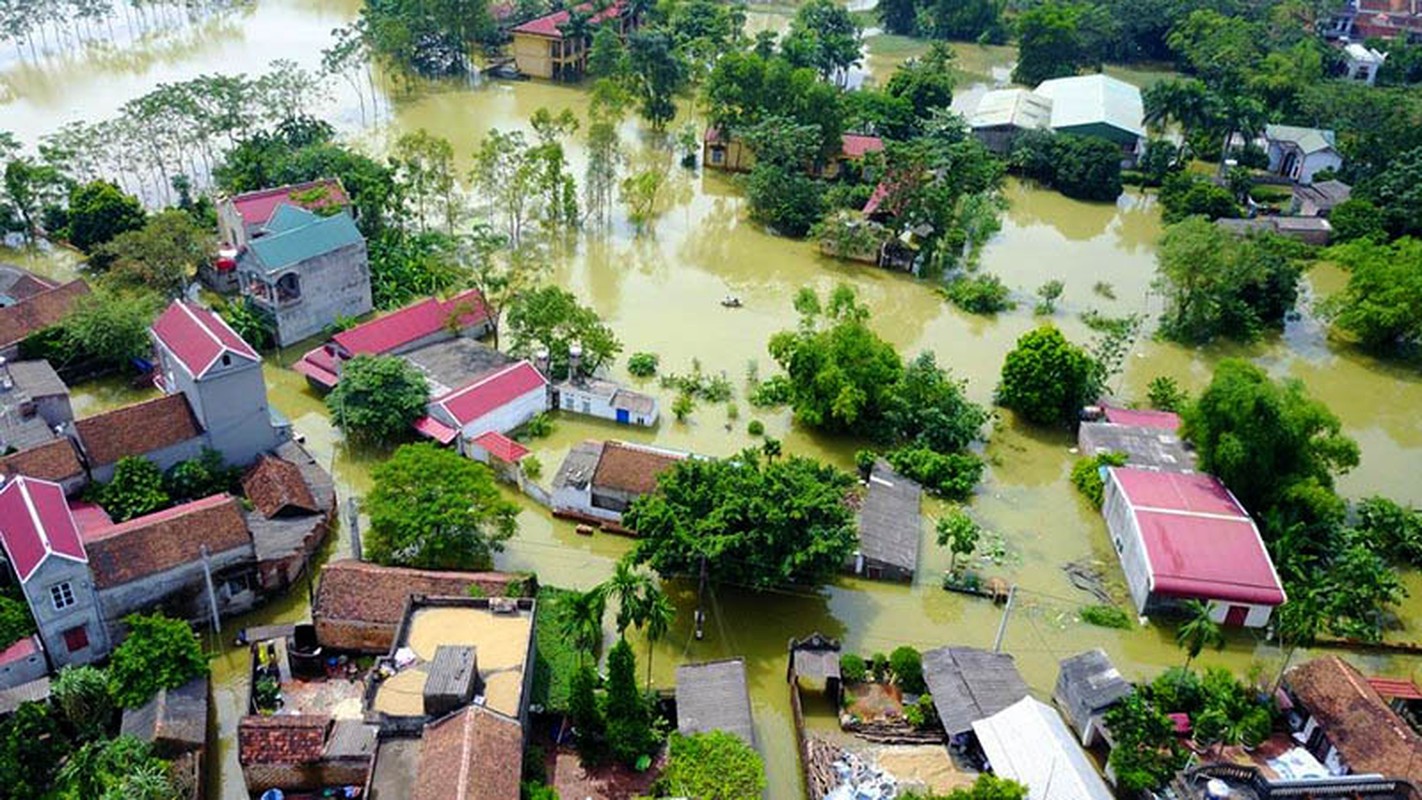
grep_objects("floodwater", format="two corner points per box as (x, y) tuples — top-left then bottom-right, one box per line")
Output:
(4, 2), (1422, 799)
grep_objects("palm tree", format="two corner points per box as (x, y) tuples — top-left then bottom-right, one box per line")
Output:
(1176, 600), (1225, 668)
(761, 437), (782, 462)
(641, 586), (676, 688)
(603, 559), (653, 636)
(559, 587), (607, 664)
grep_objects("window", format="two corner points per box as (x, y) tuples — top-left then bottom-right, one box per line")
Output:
(62, 625), (88, 653)
(50, 582), (75, 610)
(563, 395), (573, 409)
(581, 400), (591, 414)
(711, 149), (724, 165)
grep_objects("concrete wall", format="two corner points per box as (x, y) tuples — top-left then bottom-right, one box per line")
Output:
(95, 544), (257, 628)
(1267, 143), (1344, 184)
(252, 242), (373, 348)
(216, 200), (248, 248)
(512, 34), (556, 79)
(590, 486), (637, 515)
(87, 437), (207, 484)
(551, 483), (620, 521)
(33, 394), (73, 430)
(243, 758), (371, 794)
(0, 636), (48, 689)
(1102, 475), (1153, 616)
(164, 348), (279, 468)
(704, 138), (754, 173)
(452, 386), (548, 455)
(24, 557), (109, 667)
(555, 386), (657, 427)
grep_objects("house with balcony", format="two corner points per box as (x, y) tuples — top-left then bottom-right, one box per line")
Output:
(510, 1), (629, 80)
(235, 204), (371, 347)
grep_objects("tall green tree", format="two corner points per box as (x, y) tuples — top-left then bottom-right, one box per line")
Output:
(108, 613), (208, 709)
(364, 443), (520, 570)
(505, 285), (622, 379)
(641, 585), (675, 687)
(558, 587), (608, 663)
(626, 449), (858, 588)
(1319, 237), (1422, 354)
(62, 290), (163, 369)
(1103, 693), (1187, 793)
(626, 30), (687, 130)
(781, 0), (863, 82)
(326, 354), (431, 445)
(94, 456), (170, 523)
(995, 325), (1102, 426)
(654, 731), (768, 800)
(1012, 1), (1098, 85)
(1182, 359), (1359, 527)
(51, 665), (113, 742)
(1175, 600), (1224, 667)
(97, 209), (214, 297)
(65, 180), (145, 254)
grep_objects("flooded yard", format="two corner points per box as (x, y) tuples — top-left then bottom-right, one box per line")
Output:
(4, 1), (1422, 798)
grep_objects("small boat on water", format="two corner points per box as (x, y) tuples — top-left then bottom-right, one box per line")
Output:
(575, 524), (595, 536)
(721, 295), (743, 308)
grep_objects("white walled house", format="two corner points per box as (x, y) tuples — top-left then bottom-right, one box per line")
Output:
(550, 440), (687, 525)
(1263, 125), (1344, 185)
(1102, 466), (1285, 628)
(553, 377), (658, 427)
(421, 362), (549, 457)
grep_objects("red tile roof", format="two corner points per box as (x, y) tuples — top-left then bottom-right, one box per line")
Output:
(434, 361), (547, 428)
(0, 476), (87, 582)
(413, 416), (460, 445)
(1109, 467), (1285, 606)
(151, 300), (260, 379)
(414, 706), (523, 800)
(73, 394), (203, 468)
(242, 455), (320, 518)
(238, 715), (331, 765)
(313, 561), (521, 652)
(0, 439), (84, 484)
(333, 290), (489, 357)
(229, 179), (349, 230)
(510, 0), (623, 38)
(292, 348), (341, 388)
(83, 494), (252, 590)
(1101, 405), (1181, 431)
(842, 133), (885, 159)
(67, 500), (113, 535)
(591, 440), (685, 496)
(0, 636), (38, 666)
(472, 431), (529, 463)
(1368, 676), (1422, 701)
(1287, 656), (1422, 782)
(0, 280), (91, 349)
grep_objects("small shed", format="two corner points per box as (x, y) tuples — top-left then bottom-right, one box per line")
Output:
(1053, 649), (1131, 746)
(423, 645), (481, 719)
(922, 647), (1031, 738)
(973, 697), (1114, 800)
(676, 658), (757, 747)
(121, 675), (210, 758)
(789, 632), (841, 687)
(1344, 42), (1386, 85)
(852, 460), (923, 582)
(1293, 180), (1352, 217)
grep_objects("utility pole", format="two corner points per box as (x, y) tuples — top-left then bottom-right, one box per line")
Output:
(200, 545), (221, 635)
(694, 553), (708, 641)
(993, 585), (1016, 653)
(347, 497), (362, 561)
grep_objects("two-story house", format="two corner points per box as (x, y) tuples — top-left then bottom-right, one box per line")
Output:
(510, 1), (629, 80)
(150, 300), (285, 466)
(235, 204), (372, 347)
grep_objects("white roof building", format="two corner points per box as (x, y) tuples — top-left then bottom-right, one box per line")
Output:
(972, 697), (1114, 800)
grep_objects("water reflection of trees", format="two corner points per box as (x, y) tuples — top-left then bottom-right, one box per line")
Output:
(1005, 179), (1119, 242)
(0, 0), (250, 65)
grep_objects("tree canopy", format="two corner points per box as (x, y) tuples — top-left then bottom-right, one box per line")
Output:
(96, 209), (213, 297)
(364, 443), (519, 570)
(654, 731), (768, 800)
(995, 325), (1102, 426)
(108, 612), (208, 709)
(625, 449), (858, 588)
(1010, 130), (1123, 202)
(65, 180), (145, 254)
(1319, 237), (1422, 354)
(327, 354), (431, 444)
(505, 285), (621, 380)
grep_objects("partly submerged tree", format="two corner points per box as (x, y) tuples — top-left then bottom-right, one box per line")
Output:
(995, 325), (1102, 427)
(1175, 600), (1224, 667)
(364, 443), (519, 570)
(505, 285), (621, 379)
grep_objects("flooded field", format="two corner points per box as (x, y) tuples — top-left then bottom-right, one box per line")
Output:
(5, 2), (1422, 798)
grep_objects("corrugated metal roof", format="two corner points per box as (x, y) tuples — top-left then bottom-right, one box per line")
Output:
(1034, 74), (1144, 139)
(246, 212), (364, 274)
(923, 646), (1030, 736)
(969, 88), (1053, 130)
(1265, 124), (1337, 155)
(973, 697), (1114, 800)
(264, 204), (320, 234)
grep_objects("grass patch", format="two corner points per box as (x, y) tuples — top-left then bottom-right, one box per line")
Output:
(1080, 604), (1133, 629)
(531, 586), (582, 712)
(1250, 185), (1294, 204)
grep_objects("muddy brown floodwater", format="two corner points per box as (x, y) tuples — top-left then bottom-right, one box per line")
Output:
(5, 2), (1422, 798)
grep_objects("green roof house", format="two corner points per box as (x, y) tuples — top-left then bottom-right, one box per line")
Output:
(1263, 124), (1342, 185)
(236, 204), (372, 347)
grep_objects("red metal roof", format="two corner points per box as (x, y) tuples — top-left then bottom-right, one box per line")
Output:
(862, 182), (891, 216)
(1369, 677), (1422, 701)
(0, 477), (88, 583)
(413, 415), (460, 445)
(435, 362), (547, 427)
(473, 431), (530, 463)
(331, 290), (489, 357)
(67, 501), (113, 536)
(842, 134), (885, 159)
(0, 636), (37, 666)
(511, 0), (623, 38)
(151, 300), (260, 379)
(1111, 467), (1285, 607)
(228, 179), (348, 229)
(1102, 405), (1181, 431)
(292, 353), (340, 388)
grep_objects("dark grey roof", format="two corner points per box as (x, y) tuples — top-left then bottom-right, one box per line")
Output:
(1056, 649), (1131, 714)
(552, 440), (605, 492)
(922, 647), (1031, 736)
(790, 633), (841, 682)
(1293, 180), (1351, 211)
(676, 658), (756, 747)
(0, 412), (55, 452)
(5, 361), (66, 399)
(120, 675), (208, 751)
(401, 337), (513, 397)
(248, 441), (335, 562)
(1077, 422), (1195, 472)
(425, 645), (480, 707)
(857, 461), (922, 573)
(323, 719), (378, 760)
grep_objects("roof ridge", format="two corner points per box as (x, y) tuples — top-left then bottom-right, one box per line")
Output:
(436, 361), (534, 406)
